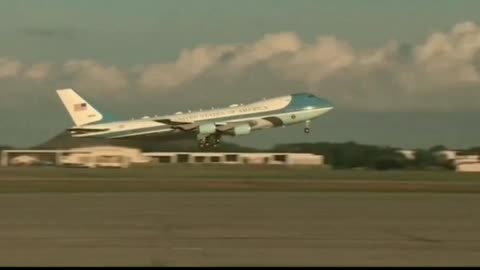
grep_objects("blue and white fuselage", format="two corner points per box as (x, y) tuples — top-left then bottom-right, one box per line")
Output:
(57, 89), (333, 148)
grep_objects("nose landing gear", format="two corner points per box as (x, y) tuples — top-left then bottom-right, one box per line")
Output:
(304, 120), (311, 134)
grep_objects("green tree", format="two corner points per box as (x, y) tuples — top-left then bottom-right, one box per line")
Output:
(413, 149), (436, 169)
(373, 154), (408, 170)
(429, 145), (448, 152)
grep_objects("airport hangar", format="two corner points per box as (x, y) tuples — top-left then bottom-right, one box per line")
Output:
(1, 146), (325, 168)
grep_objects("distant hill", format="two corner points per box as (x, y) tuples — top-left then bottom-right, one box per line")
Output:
(34, 131), (260, 153)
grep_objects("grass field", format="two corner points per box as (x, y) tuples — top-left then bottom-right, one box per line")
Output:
(0, 165), (479, 193)
(0, 165), (478, 181)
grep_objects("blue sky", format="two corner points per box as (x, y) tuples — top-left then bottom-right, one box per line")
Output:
(2, 0), (479, 62)
(1, 0), (480, 149)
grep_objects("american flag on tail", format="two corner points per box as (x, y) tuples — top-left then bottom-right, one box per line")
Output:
(73, 103), (87, 111)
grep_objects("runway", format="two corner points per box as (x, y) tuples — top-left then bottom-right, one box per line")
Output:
(1, 191), (479, 266)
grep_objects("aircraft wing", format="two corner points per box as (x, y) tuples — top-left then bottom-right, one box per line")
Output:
(155, 116), (267, 133)
(67, 127), (110, 134)
(215, 120), (258, 132)
(154, 119), (198, 131)
(154, 118), (258, 133)
(155, 119), (192, 126)
(107, 126), (192, 140)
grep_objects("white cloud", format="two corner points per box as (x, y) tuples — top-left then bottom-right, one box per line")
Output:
(139, 45), (236, 90)
(138, 33), (303, 91)
(414, 21), (480, 85)
(23, 63), (52, 81)
(0, 58), (22, 79)
(2, 21), (480, 111)
(64, 60), (128, 91)
(269, 37), (356, 84)
(227, 32), (302, 71)
(135, 30), (410, 94)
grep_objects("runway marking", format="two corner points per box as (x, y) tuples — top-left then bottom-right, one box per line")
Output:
(171, 247), (204, 251)
(386, 230), (443, 243)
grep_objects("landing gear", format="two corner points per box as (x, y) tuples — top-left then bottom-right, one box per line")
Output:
(304, 120), (311, 134)
(214, 135), (221, 148)
(198, 138), (206, 149)
(197, 134), (222, 149)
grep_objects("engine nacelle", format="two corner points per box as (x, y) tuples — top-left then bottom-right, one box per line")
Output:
(198, 123), (217, 135)
(232, 124), (251, 136)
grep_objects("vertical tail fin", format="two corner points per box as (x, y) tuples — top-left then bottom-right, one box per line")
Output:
(56, 88), (104, 126)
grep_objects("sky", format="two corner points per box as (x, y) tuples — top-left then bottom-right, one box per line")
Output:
(1, 0), (480, 149)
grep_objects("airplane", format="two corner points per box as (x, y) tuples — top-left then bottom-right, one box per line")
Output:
(56, 88), (333, 148)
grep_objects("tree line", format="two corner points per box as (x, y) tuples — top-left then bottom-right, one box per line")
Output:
(272, 142), (472, 170)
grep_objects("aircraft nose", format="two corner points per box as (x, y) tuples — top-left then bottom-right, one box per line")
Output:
(317, 97), (334, 109)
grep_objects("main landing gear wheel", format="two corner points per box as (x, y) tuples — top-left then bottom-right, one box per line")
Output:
(198, 135), (222, 150)
(213, 136), (222, 148)
(198, 136), (207, 149)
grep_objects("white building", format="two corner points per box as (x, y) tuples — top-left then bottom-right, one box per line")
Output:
(455, 155), (480, 163)
(2, 147), (325, 168)
(434, 150), (457, 161)
(60, 146), (152, 168)
(396, 150), (416, 160)
(456, 161), (480, 172)
(10, 155), (41, 166)
(144, 152), (324, 166)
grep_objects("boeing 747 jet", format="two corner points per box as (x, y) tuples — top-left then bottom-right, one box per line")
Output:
(57, 89), (333, 148)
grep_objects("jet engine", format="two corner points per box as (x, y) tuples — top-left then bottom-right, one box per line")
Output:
(232, 124), (251, 136)
(198, 123), (217, 135)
